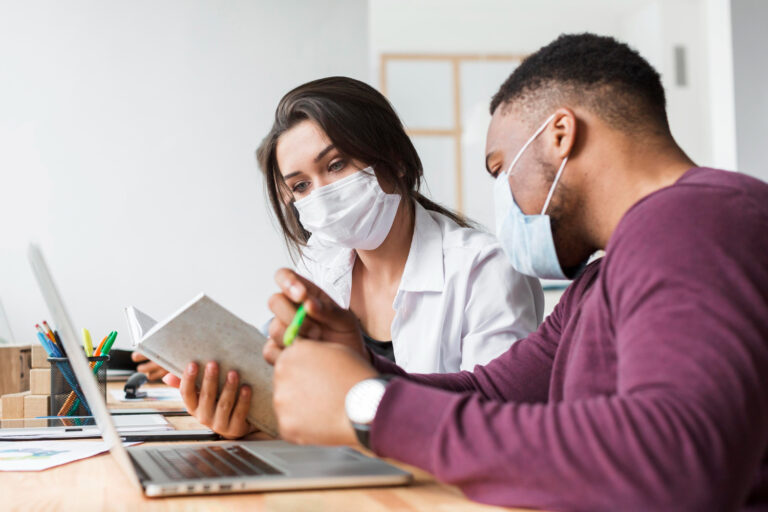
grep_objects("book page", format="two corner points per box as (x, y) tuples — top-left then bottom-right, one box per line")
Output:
(131, 295), (277, 435)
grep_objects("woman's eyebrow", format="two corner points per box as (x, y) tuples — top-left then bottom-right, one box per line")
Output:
(282, 144), (336, 180)
(314, 144), (335, 162)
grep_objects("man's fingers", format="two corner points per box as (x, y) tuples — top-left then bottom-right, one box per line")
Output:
(274, 268), (338, 313)
(274, 268), (311, 303)
(268, 318), (288, 345)
(274, 268), (354, 333)
(268, 293), (300, 328)
(263, 339), (283, 366)
(303, 296), (358, 335)
(268, 296), (322, 344)
(179, 363), (199, 414)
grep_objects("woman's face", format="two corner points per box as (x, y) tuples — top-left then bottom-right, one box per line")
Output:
(276, 119), (367, 202)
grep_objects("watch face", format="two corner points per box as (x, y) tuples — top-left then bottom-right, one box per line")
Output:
(345, 378), (387, 425)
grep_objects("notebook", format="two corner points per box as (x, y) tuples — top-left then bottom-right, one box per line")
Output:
(125, 294), (278, 436)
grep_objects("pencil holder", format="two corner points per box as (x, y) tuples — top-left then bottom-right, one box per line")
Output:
(48, 356), (109, 417)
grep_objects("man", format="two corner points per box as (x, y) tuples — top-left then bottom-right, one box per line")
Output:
(168, 34), (768, 511)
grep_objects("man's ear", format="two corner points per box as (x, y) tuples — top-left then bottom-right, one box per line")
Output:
(551, 108), (577, 159)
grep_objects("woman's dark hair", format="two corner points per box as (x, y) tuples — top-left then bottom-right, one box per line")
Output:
(256, 76), (470, 259)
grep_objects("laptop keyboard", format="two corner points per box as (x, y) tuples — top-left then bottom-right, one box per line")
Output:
(148, 445), (282, 481)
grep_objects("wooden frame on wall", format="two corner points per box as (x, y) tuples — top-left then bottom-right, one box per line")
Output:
(380, 53), (525, 212)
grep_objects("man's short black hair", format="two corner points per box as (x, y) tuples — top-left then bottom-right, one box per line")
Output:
(491, 33), (670, 134)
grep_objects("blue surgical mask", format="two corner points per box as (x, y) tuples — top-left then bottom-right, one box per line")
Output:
(493, 114), (571, 280)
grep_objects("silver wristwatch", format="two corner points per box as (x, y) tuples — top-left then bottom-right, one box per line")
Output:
(345, 375), (393, 449)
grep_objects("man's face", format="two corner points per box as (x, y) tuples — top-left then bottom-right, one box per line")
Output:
(484, 108), (558, 216)
(484, 106), (588, 273)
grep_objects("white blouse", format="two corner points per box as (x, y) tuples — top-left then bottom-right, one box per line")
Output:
(297, 202), (544, 373)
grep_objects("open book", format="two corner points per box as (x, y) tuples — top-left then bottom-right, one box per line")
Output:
(125, 294), (277, 436)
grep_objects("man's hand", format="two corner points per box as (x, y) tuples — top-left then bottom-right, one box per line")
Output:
(163, 362), (256, 439)
(131, 352), (169, 381)
(264, 268), (366, 365)
(273, 340), (378, 446)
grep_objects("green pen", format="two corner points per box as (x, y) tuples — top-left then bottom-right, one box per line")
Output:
(283, 304), (306, 347)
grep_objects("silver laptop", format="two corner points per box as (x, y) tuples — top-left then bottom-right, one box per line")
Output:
(28, 244), (412, 497)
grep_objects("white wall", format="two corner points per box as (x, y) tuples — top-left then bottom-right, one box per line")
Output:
(731, 0), (768, 180)
(621, 0), (713, 169)
(704, 0), (738, 171)
(370, 0), (724, 183)
(0, 0), (368, 347)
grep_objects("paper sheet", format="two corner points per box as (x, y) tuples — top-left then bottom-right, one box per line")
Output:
(0, 440), (138, 471)
(0, 414), (172, 440)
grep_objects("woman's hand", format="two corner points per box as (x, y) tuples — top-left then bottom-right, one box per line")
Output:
(163, 361), (256, 439)
(264, 268), (367, 365)
(131, 352), (169, 381)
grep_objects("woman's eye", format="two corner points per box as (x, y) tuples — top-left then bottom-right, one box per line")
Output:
(329, 160), (346, 172)
(292, 181), (310, 193)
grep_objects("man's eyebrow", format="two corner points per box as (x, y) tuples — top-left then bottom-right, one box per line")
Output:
(314, 144), (335, 163)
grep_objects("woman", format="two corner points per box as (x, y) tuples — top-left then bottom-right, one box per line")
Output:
(256, 76), (543, 372)
(163, 77), (544, 437)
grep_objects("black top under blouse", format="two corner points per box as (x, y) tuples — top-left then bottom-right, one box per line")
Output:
(362, 332), (395, 362)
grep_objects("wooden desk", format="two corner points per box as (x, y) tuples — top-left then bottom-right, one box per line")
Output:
(0, 382), (524, 511)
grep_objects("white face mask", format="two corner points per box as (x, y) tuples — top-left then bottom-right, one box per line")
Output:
(493, 114), (571, 280)
(294, 168), (401, 250)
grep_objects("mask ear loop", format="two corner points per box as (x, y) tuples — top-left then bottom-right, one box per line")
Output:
(541, 156), (568, 215)
(504, 113), (556, 178)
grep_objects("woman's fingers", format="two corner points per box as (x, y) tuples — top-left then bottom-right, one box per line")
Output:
(136, 361), (168, 381)
(162, 373), (181, 388)
(229, 386), (253, 437)
(131, 351), (148, 362)
(169, 361), (254, 439)
(179, 362), (200, 415)
(213, 371), (239, 433)
(136, 361), (153, 374)
(196, 362), (219, 426)
(147, 367), (168, 381)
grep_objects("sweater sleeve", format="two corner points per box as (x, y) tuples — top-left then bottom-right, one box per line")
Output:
(370, 263), (582, 401)
(369, 192), (768, 511)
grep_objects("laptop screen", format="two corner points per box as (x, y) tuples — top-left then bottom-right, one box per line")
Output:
(28, 244), (143, 490)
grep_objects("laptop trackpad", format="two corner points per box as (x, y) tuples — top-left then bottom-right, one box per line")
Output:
(270, 448), (361, 465)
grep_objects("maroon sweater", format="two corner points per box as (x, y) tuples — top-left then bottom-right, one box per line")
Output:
(369, 168), (768, 511)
